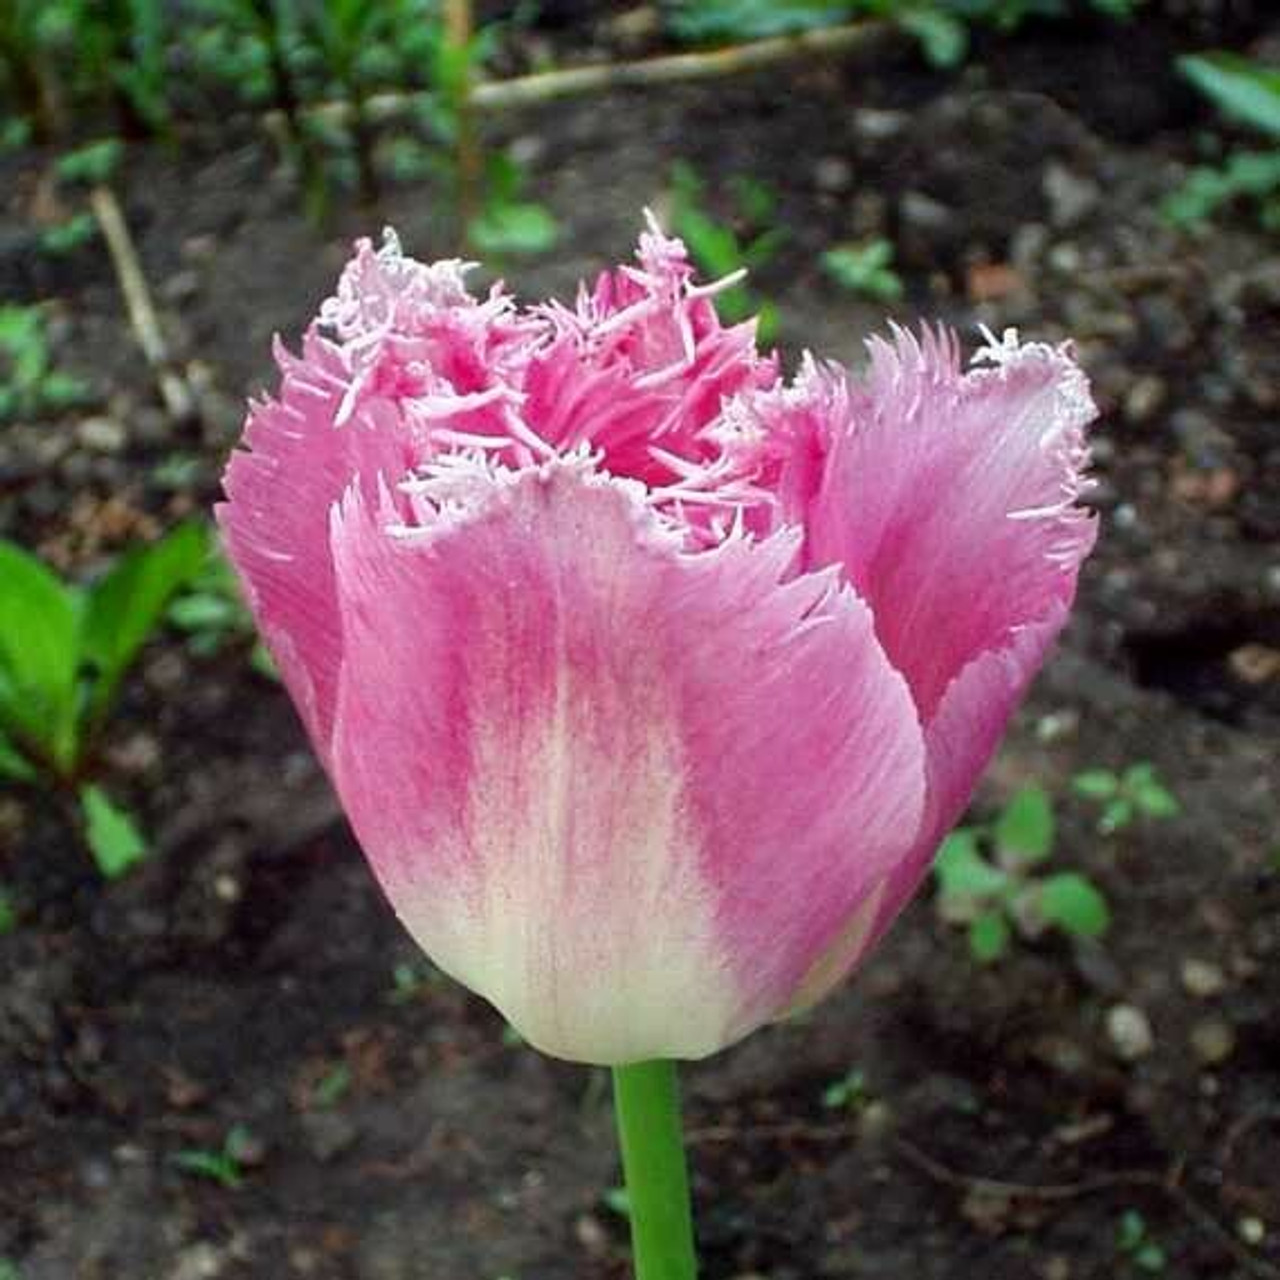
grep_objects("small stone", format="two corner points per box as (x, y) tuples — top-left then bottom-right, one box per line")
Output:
(1106, 1004), (1154, 1061)
(813, 155), (854, 194)
(853, 108), (909, 142)
(302, 1110), (359, 1162)
(900, 190), (953, 234)
(75, 416), (127, 453)
(1190, 1017), (1235, 1065)
(161, 270), (201, 304)
(1239, 1217), (1266, 1246)
(1180, 958), (1227, 998)
(168, 1242), (225, 1280)
(1123, 375), (1167, 425)
(1043, 162), (1099, 228)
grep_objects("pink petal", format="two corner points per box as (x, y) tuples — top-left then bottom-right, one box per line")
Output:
(217, 332), (420, 757)
(790, 327), (1097, 722)
(328, 459), (926, 1064)
(217, 235), (535, 758)
(869, 606), (1068, 947)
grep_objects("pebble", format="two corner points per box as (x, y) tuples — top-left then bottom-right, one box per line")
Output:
(1106, 1004), (1154, 1061)
(1180, 957), (1227, 998)
(75, 416), (127, 454)
(1190, 1017), (1235, 1065)
(302, 1111), (359, 1163)
(1123, 374), (1167, 425)
(1043, 162), (1099, 228)
(813, 156), (854, 194)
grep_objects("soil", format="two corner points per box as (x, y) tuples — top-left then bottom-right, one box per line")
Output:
(2, 6), (1279, 1279)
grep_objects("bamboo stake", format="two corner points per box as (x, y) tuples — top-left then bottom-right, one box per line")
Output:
(443, 0), (481, 241)
(265, 20), (895, 134)
(89, 184), (197, 424)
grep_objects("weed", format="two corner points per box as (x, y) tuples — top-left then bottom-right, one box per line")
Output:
(933, 784), (1110, 963)
(1071, 762), (1179, 835)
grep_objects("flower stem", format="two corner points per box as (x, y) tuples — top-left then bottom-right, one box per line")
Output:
(611, 1060), (698, 1280)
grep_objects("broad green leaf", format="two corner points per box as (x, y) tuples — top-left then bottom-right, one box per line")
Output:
(1180, 53), (1280, 141)
(969, 910), (1010, 963)
(934, 829), (1009, 899)
(1037, 872), (1110, 938)
(994, 784), (1054, 865)
(81, 522), (208, 725)
(80, 785), (148, 879)
(1071, 768), (1119, 799)
(0, 539), (81, 773)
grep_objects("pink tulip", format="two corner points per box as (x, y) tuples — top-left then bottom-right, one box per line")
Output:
(219, 223), (1096, 1065)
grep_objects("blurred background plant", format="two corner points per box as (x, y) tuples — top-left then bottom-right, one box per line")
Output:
(0, 524), (207, 877)
(1163, 52), (1280, 230)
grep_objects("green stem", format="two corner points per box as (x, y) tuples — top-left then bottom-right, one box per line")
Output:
(611, 1060), (698, 1280)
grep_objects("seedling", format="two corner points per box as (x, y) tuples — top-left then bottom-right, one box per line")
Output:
(1071, 762), (1179, 835)
(669, 161), (785, 339)
(1163, 53), (1280, 231)
(821, 1067), (869, 1111)
(0, 523), (207, 877)
(1117, 1209), (1167, 1273)
(822, 239), (905, 303)
(467, 151), (558, 259)
(168, 549), (276, 676)
(0, 304), (88, 421)
(172, 1124), (256, 1189)
(312, 1063), (352, 1109)
(933, 784), (1110, 963)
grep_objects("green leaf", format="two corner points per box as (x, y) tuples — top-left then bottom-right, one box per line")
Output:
(897, 7), (968, 69)
(968, 910), (1010, 963)
(81, 522), (208, 725)
(934, 829), (1010, 899)
(0, 731), (38, 783)
(1134, 782), (1179, 819)
(1037, 872), (1109, 938)
(994, 784), (1054, 865)
(80, 785), (148, 879)
(1100, 797), (1134, 834)
(55, 138), (124, 185)
(1179, 53), (1280, 141)
(1071, 768), (1119, 799)
(0, 887), (16, 936)
(0, 539), (81, 774)
(468, 202), (559, 257)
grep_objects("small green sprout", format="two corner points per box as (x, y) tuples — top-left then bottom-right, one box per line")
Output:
(1071, 762), (1179, 835)
(934, 784), (1110, 964)
(669, 161), (785, 339)
(388, 959), (436, 1003)
(822, 240), (905, 303)
(312, 1063), (352, 1109)
(0, 304), (89, 422)
(0, 887), (15, 936)
(468, 152), (559, 259)
(1117, 1209), (1167, 1272)
(602, 1185), (631, 1219)
(168, 549), (276, 676)
(171, 1125), (256, 1190)
(821, 1067), (869, 1111)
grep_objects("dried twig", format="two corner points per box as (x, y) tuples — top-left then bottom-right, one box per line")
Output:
(267, 20), (896, 135)
(88, 184), (196, 424)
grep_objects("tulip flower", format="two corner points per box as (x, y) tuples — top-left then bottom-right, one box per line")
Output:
(219, 221), (1095, 1279)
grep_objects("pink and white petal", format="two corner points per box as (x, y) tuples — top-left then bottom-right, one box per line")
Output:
(795, 327), (1097, 722)
(328, 460), (926, 1064)
(866, 605), (1068, 950)
(217, 332), (421, 758)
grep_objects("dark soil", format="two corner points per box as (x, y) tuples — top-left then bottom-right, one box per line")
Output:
(2, 7), (1279, 1279)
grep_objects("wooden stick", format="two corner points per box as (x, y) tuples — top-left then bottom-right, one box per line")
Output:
(89, 185), (197, 424)
(266, 20), (895, 133)
(443, 0), (481, 242)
